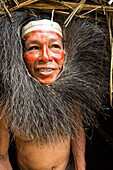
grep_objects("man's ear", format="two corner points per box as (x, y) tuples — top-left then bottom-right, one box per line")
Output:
(64, 50), (66, 55)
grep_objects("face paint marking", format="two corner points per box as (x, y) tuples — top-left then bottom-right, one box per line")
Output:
(53, 51), (64, 62)
(24, 53), (38, 62)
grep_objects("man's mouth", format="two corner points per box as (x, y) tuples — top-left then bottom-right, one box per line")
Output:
(36, 68), (55, 77)
(38, 68), (53, 72)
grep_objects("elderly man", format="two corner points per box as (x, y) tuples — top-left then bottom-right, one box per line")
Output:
(0, 8), (109, 170)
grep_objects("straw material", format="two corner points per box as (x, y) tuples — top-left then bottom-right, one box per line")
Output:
(0, 0), (113, 108)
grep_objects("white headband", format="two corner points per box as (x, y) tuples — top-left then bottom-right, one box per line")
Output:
(22, 19), (63, 37)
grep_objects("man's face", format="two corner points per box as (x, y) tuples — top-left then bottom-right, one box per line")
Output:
(24, 30), (64, 85)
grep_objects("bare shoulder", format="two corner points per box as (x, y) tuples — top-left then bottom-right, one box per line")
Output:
(0, 106), (10, 156)
(0, 106), (9, 129)
(0, 107), (12, 170)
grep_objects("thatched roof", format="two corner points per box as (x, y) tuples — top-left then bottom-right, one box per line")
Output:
(0, 1), (113, 21)
(0, 0), (113, 107)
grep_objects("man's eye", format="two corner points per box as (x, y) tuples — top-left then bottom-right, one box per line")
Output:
(52, 44), (61, 49)
(27, 46), (40, 51)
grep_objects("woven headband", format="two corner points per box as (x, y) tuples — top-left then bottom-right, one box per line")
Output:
(22, 19), (63, 37)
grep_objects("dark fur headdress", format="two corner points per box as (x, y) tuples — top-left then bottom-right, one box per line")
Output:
(0, 8), (110, 143)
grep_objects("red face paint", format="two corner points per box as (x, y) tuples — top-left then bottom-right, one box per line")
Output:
(53, 51), (65, 63)
(25, 30), (61, 40)
(24, 53), (38, 62)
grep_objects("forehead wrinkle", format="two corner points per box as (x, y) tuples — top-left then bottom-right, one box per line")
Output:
(25, 40), (40, 47)
(26, 30), (62, 39)
(25, 35), (62, 45)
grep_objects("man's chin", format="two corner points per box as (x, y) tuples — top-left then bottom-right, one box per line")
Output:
(37, 77), (56, 85)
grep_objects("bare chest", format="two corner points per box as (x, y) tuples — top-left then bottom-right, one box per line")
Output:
(14, 136), (71, 170)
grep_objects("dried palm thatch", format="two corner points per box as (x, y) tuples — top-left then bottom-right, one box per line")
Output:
(0, 0), (113, 108)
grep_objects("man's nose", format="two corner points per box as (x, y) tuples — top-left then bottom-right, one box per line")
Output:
(38, 45), (51, 62)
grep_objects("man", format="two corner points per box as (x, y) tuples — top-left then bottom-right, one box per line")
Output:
(0, 8), (110, 170)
